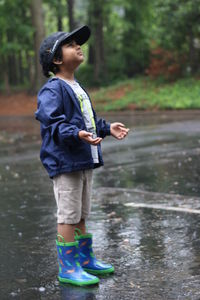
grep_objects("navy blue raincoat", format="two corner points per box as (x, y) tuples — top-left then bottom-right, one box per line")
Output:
(35, 77), (110, 178)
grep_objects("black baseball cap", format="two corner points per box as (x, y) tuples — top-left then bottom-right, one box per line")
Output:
(39, 25), (91, 66)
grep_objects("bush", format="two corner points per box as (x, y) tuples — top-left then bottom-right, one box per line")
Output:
(146, 47), (186, 81)
(76, 64), (97, 87)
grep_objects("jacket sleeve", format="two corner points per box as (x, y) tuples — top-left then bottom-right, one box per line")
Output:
(96, 117), (111, 138)
(35, 85), (80, 146)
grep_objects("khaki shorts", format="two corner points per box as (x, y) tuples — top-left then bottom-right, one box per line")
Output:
(53, 170), (93, 224)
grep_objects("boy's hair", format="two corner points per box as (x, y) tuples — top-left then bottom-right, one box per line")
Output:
(42, 43), (63, 78)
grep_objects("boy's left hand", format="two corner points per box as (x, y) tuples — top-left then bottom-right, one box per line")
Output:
(110, 122), (129, 140)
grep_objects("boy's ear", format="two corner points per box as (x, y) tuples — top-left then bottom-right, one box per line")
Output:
(53, 58), (63, 65)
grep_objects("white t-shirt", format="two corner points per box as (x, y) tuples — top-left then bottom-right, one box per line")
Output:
(62, 79), (99, 164)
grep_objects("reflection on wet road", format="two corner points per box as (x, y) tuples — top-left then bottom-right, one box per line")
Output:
(0, 112), (200, 299)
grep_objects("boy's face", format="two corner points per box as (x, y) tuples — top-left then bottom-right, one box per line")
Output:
(58, 39), (84, 69)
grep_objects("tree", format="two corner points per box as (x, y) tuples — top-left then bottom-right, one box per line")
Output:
(0, 0), (34, 92)
(153, 0), (200, 74)
(57, 0), (63, 31)
(30, 0), (45, 93)
(121, 0), (152, 76)
(87, 0), (105, 84)
(67, 0), (76, 31)
(44, 0), (64, 31)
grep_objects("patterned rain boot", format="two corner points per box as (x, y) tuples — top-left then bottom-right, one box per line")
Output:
(56, 235), (99, 286)
(75, 229), (114, 275)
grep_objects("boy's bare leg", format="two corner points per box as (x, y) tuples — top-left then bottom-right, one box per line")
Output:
(57, 219), (86, 242)
(57, 224), (76, 242)
(75, 218), (86, 235)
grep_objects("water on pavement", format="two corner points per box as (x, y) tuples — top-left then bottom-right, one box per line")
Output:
(0, 112), (200, 300)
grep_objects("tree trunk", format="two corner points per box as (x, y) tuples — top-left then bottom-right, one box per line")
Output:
(94, 14), (105, 81)
(57, 0), (63, 31)
(67, 0), (75, 31)
(88, 0), (105, 84)
(2, 55), (11, 94)
(30, 0), (45, 94)
(18, 52), (24, 85)
(188, 31), (199, 74)
(88, 8), (94, 65)
(14, 53), (20, 85)
(8, 54), (15, 85)
(6, 29), (17, 86)
(27, 53), (35, 90)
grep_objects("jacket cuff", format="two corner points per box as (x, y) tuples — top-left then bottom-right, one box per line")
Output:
(73, 128), (81, 142)
(106, 123), (111, 136)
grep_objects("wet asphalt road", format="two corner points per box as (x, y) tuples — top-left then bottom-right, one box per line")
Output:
(0, 111), (200, 300)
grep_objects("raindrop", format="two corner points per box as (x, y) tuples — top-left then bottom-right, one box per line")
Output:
(18, 232), (22, 237)
(38, 286), (45, 292)
(13, 173), (19, 179)
(112, 218), (122, 224)
(107, 211), (116, 218)
(15, 278), (27, 284)
(192, 231), (197, 239)
(123, 239), (129, 244)
(10, 292), (18, 297)
(20, 205), (26, 209)
(125, 263), (131, 267)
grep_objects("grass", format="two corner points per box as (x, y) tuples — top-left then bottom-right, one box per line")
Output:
(90, 77), (200, 112)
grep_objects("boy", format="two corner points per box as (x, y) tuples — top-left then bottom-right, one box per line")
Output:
(35, 25), (129, 286)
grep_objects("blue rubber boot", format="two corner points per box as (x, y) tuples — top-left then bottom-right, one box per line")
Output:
(75, 229), (114, 275)
(56, 235), (99, 286)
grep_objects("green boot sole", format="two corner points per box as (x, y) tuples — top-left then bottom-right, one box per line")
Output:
(58, 275), (99, 286)
(83, 266), (115, 275)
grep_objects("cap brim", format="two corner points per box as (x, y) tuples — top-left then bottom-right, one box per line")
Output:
(61, 25), (91, 46)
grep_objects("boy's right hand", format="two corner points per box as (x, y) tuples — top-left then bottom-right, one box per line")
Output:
(78, 130), (102, 145)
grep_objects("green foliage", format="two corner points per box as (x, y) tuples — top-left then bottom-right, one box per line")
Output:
(43, 0), (69, 34)
(76, 64), (96, 87)
(0, 0), (33, 55)
(0, 0), (34, 88)
(91, 76), (200, 111)
(121, 0), (152, 76)
(152, 0), (200, 74)
(153, 0), (200, 50)
(1, 0), (200, 95)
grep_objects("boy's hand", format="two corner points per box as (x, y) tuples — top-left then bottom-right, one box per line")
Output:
(110, 122), (129, 140)
(78, 130), (102, 145)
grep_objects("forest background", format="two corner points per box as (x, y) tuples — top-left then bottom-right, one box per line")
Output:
(1, 0), (200, 111)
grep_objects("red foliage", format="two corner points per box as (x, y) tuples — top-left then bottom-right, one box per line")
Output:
(146, 47), (185, 80)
